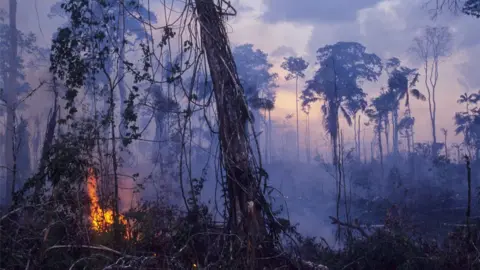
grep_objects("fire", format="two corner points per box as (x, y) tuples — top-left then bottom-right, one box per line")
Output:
(87, 168), (131, 239)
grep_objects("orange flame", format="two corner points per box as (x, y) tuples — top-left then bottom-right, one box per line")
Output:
(87, 168), (131, 239)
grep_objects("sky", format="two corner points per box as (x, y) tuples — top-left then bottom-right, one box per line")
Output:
(224, 0), (480, 150)
(4, 0), (480, 156)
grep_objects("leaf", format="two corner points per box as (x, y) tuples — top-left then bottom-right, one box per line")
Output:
(410, 89), (426, 101)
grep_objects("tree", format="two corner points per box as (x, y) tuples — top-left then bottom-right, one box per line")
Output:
(195, 1), (273, 266)
(49, 0), (149, 244)
(2, 1), (17, 206)
(302, 103), (312, 163)
(426, 0), (480, 18)
(366, 95), (390, 180)
(281, 56), (309, 160)
(441, 128), (448, 157)
(302, 41), (381, 222)
(232, 44), (278, 161)
(302, 42), (381, 167)
(454, 92), (480, 158)
(457, 92), (477, 113)
(385, 57), (425, 156)
(15, 117), (31, 191)
(410, 26), (452, 155)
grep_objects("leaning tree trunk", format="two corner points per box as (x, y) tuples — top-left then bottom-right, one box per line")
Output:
(34, 86), (58, 202)
(195, 0), (267, 267)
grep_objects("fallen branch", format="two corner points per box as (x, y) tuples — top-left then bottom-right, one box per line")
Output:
(44, 245), (134, 258)
(329, 216), (369, 238)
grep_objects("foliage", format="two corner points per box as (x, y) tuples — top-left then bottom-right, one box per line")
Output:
(463, 0), (480, 17)
(281, 56), (309, 80)
(232, 43), (278, 110)
(0, 9), (37, 115)
(302, 42), (382, 138)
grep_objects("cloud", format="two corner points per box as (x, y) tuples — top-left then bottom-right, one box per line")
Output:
(261, 0), (383, 23)
(270, 45), (297, 58)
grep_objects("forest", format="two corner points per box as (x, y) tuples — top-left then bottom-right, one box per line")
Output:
(1, 0), (480, 269)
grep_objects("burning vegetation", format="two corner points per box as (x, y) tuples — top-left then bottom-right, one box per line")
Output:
(87, 168), (131, 239)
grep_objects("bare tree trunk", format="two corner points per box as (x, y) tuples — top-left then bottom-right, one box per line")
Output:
(295, 77), (300, 161)
(353, 114), (358, 158)
(108, 82), (121, 245)
(384, 117), (390, 155)
(268, 109), (272, 163)
(444, 133), (448, 158)
(195, 0), (267, 266)
(370, 139), (374, 162)
(378, 129), (384, 181)
(392, 109), (399, 156)
(306, 112), (311, 164)
(4, 0), (17, 207)
(357, 115), (361, 160)
(118, 1), (127, 140)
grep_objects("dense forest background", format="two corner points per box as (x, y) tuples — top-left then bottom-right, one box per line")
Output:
(1, 0), (480, 269)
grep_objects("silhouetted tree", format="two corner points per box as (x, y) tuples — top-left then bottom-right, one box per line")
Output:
(385, 57), (425, 156)
(232, 44), (278, 159)
(302, 41), (381, 222)
(302, 41), (382, 167)
(281, 56), (309, 160)
(410, 26), (452, 155)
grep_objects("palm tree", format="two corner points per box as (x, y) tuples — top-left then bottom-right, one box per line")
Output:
(281, 56), (309, 160)
(454, 92), (480, 158)
(385, 58), (426, 155)
(249, 95), (276, 163)
(366, 97), (389, 180)
(457, 92), (477, 113)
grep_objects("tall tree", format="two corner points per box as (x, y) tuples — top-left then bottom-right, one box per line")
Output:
(232, 44), (278, 158)
(3, 0), (17, 206)
(195, 1), (272, 267)
(441, 128), (448, 157)
(281, 56), (309, 160)
(49, 0), (150, 244)
(302, 42), (382, 167)
(302, 103), (312, 163)
(457, 92), (477, 113)
(366, 95), (390, 180)
(454, 92), (480, 158)
(410, 26), (452, 155)
(302, 42), (381, 222)
(385, 57), (425, 156)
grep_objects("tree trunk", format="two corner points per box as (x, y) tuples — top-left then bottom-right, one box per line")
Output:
(377, 129), (384, 181)
(306, 112), (311, 164)
(118, 2), (127, 139)
(295, 76), (300, 161)
(195, 0), (267, 266)
(392, 109), (399, 156)
(34, 83), (58, 202)
(4, 0), (18, 206)
(268, 109), (272, 163)
(444, 134), (448, 158)
(108, 82), (121, 245)
(357, 115), (361, 160)
(384, 117), (390, 155)
(353, 114), (358, 158)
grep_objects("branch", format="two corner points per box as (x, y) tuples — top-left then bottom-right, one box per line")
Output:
(329, 216), (369, 238)
(44, 245), (135, 258)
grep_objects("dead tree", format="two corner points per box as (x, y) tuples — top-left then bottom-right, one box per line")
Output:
(195, 0), (267, 267)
